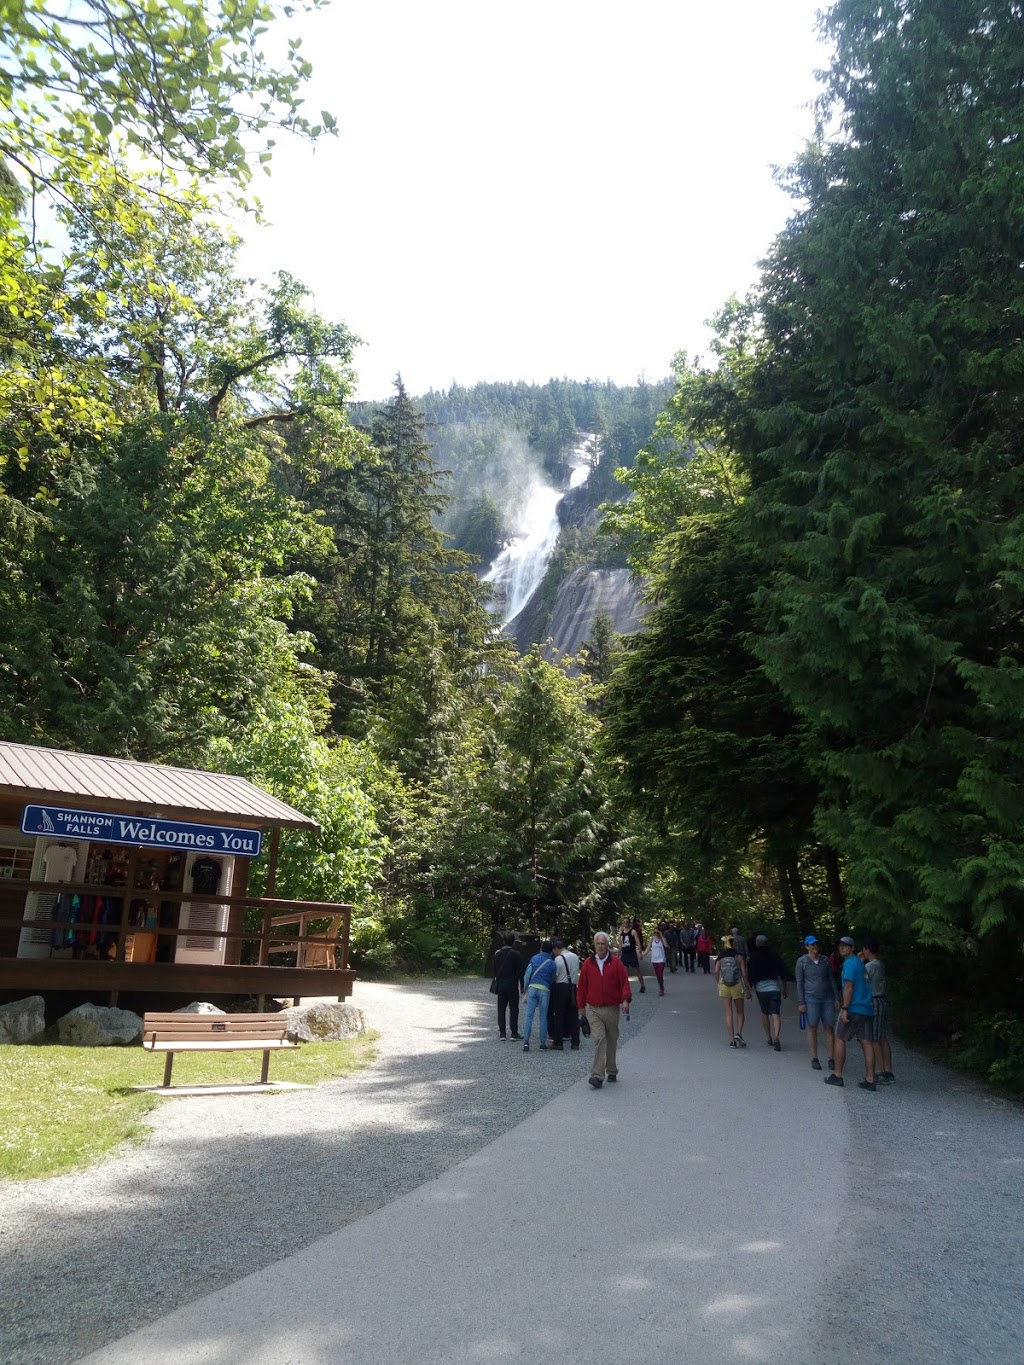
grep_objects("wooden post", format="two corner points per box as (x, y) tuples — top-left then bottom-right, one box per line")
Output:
(339, 907), (352, 1002)
(265, 826), (281, 899)
(225, 856), (250, 966)
(111, 845), (141, 1005)
(257, 826), (281, 1011)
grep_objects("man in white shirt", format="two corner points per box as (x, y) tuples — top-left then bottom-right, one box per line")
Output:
(549, 937), (581, 1050)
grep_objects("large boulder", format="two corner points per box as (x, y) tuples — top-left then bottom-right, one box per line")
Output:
(281, 1001), (365, 1043)
(57, 1003), (143, 1047)
(173, 1001), (226, 1015)
(0, 995), (46, 1045)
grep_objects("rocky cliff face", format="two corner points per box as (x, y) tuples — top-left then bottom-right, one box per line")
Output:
(510, 566), (647, 658)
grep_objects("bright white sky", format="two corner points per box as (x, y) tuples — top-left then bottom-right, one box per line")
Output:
(240, 0), (829, 401)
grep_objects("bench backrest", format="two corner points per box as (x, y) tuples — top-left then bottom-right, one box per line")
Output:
(142, 1012), (290, 1045)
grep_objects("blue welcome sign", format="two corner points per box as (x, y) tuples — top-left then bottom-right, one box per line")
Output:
(21, 805), (262, 858)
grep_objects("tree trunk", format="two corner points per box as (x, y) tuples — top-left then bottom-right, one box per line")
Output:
(785, 854), (813, 939)
(777, 864), (796, 927)
(823, 845), (844, 938)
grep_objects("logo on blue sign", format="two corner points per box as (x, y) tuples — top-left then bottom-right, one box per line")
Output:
(21, 805), (262, 858)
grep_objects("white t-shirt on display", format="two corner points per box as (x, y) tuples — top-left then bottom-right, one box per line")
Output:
(43, 843), (78, 883)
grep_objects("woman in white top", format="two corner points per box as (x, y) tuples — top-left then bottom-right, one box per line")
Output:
(650, 929), (668, 996)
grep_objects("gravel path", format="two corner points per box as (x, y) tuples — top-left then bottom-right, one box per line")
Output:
(0, 974), (658, 1365)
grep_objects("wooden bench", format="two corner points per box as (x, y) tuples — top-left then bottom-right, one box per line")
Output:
(142, 1012), (299, 1088)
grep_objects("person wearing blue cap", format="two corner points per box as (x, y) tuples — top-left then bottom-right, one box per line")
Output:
(795, 935), (841, 1071)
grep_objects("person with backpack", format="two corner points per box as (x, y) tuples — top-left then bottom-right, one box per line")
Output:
(695, 925), (714, 974)
(549, 937), (581, 1050)
(522, 941), (557, 1052)
(714, 934), (751, 1047)
(679, 923), (698, 973)
(491, 931), (525, 1040)
(664, 921), (680, 972)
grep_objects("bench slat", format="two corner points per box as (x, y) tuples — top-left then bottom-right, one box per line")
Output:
(142, 1013), (284, 1024)
(143, 1027), (290, 1038)
(142, 1039), (298, 1052)
(142, 1026), (290, 1031)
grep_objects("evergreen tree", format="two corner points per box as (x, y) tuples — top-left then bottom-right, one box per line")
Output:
(299, 379), (494, 772)
(725, 0), (1024, 947)
(443, 649), (611, 934)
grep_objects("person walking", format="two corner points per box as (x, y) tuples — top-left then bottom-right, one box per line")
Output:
(618, 917), (646, 993)
(862, 936), (894, 1082)
(679, 923), (697, 973)
(715, 934), (751, 1047)
(746, 933), (788, 1050)
(664, 922), (680, 973)
(650, 928), (668, 995)
(731, 925), (749, 960)
(522, 941), (557, 1052)
(824, 935), (876, 1090)
(795, 935), (840, 1071)
(695, 925), (714, 974)
(549, 938), (581, 1050)
(491, 932), (524, 1040)
(576, 931), (632, 1089)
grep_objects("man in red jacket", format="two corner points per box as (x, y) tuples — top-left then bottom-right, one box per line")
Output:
(576, 931), (633, 1089)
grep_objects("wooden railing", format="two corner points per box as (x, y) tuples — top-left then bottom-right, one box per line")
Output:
(0, 876), (353, 970)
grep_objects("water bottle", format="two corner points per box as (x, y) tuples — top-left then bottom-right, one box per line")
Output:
(799, 1011), (807, 1031)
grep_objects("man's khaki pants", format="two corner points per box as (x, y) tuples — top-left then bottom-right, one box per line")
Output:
(586, 1004), (621, 1078)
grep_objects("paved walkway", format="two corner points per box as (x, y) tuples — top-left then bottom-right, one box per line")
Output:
(0, 977), (657, 1365)
(73, 975), (1024, 1365)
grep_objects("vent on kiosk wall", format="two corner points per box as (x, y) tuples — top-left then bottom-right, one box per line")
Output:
(184, 901), (220, 951)
(175, 850), (234, 965)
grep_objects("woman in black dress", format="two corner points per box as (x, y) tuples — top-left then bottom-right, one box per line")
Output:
(618, 918), (646, 993)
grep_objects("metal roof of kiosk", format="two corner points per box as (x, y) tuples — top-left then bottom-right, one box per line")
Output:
(0, 740), (319, 830)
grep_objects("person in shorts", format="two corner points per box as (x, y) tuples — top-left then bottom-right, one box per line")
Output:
(796, 934), (840, 1071)
(862, 936), (894, 1082)
(715, 935), (751, 1047)
(747, 933), (788, 1050)
(824, 935), (876, 1091)
(617, 917), (646, 993)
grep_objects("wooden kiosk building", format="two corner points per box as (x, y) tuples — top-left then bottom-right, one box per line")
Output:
(0, 740), (354, 1011)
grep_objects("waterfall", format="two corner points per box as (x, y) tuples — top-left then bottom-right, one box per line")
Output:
(483, 435), (594, 628)
(483, 481), (563, 626)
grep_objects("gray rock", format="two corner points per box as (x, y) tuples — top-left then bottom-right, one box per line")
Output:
(0, 994), (46, 1044)
(282, 1000), (365, 1043)
(57, 1002), (143, 1047)
(173, 1001), (226, 1015)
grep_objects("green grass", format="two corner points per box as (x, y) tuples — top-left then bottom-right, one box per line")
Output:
(0, 1033), (378, 1182)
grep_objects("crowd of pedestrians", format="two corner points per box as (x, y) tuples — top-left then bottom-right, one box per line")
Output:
(489, 922), (893, 1095)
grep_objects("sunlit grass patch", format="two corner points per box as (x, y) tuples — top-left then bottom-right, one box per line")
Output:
(0, 1033), (378, 1182)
